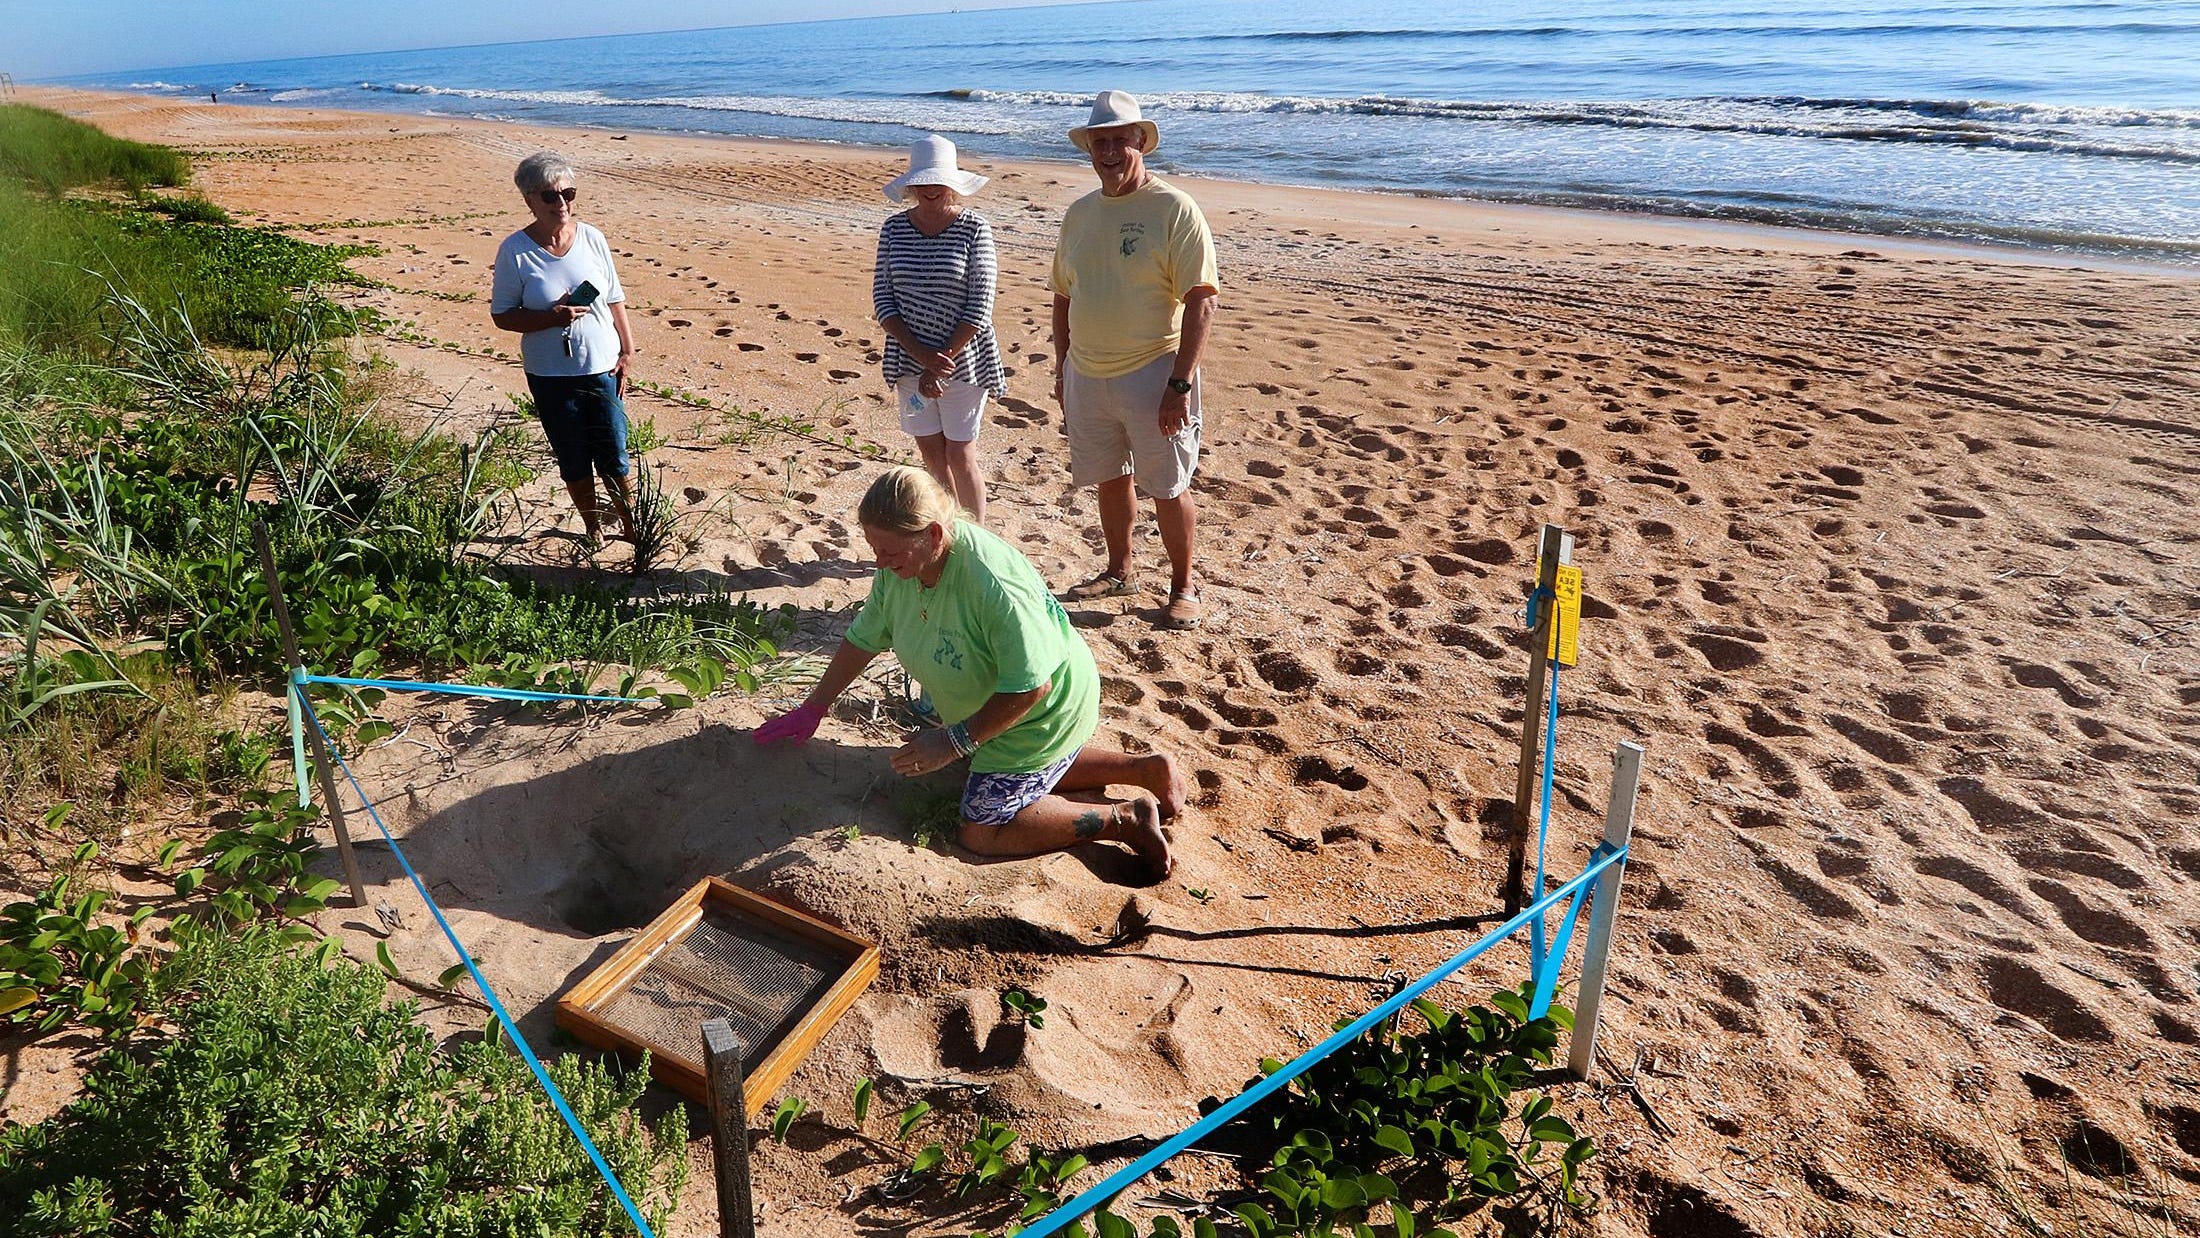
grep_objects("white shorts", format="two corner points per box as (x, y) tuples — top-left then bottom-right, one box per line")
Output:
(895, 376), (989, 442)
(1064, 353), (1201, 500)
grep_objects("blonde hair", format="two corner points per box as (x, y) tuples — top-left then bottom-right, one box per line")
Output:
(859, 466), (961, 535)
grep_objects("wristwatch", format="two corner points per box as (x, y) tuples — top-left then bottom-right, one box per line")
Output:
(1166, 376), (1193, 395)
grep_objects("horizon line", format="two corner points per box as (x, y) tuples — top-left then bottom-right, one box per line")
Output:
(44, 0), (1151, 84)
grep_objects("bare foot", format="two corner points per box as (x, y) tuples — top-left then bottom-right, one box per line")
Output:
(1112, 796), (1175, 885)
(1138, 752), (1188, 821)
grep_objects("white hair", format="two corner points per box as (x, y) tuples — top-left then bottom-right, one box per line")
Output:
(514, 151), (576, 194)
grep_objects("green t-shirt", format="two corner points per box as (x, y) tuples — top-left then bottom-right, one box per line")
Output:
(846, 522), (1099, 773)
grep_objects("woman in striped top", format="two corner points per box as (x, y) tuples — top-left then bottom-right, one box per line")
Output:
(874, 135), (1006, 524)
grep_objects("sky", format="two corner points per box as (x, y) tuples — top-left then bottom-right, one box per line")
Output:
(6, 0), (1100, 80)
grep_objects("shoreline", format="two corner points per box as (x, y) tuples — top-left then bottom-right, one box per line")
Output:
(38, 84), (2200, 278)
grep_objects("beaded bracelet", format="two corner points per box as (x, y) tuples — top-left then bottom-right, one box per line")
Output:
(945, 722), (977, 758)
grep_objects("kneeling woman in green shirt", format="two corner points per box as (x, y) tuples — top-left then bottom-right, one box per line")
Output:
(756, 467), (1180, 881)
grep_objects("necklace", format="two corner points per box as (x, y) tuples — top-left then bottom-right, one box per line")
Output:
(916, 540), (948, 620)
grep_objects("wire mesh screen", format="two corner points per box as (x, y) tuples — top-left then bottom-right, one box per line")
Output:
(599, 909), (842, 1067)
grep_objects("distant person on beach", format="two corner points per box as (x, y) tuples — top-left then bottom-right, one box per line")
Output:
(489, 151), (638, 552)
(872, 135), (1004, 525)
(1050, 90), (1219, 630)
(755, 467), (1181, 882)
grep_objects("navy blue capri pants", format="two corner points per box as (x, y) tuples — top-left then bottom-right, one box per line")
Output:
(526, 371), (630, 486)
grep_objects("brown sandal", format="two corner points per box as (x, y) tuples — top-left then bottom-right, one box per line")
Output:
(1063, 572), (1134, 601)
(1159, 590), (1203, 630)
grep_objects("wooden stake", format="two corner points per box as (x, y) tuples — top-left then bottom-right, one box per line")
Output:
(1503, 524), (1570, 913)
(1569, 741), (1643, 1081)
(252, 521), (367, 908)
(702, 1018), (758, 1238)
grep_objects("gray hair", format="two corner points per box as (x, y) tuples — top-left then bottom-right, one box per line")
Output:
(513, 151), (576, 195)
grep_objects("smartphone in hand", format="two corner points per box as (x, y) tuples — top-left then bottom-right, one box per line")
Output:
(562, 280), (601, 307)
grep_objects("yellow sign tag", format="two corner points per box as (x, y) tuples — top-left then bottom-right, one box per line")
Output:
(1546, 565), (1583, 667)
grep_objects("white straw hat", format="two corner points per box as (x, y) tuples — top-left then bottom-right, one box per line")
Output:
(882, 134), (988, 204)
(1069, 90), (1160, 154)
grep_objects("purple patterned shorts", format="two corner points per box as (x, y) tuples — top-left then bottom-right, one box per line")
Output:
(961, 753), (1077, 826)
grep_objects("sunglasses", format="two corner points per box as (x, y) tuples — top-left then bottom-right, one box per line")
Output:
(534, 187), (578, 205)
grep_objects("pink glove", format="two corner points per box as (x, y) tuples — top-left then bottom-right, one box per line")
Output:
(754, 703), (824, 746)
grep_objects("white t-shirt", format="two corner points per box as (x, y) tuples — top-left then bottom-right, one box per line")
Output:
(490, 222), (626, 377)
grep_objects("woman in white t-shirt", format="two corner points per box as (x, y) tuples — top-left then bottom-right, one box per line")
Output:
(872, 135), (1005, 525)
(490, 151), (638, 551)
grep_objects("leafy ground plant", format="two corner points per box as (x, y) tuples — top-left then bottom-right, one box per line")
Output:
(959, 985), (1598, 1238)
(1003, 986), (1048, 1029)
(161, 789), (344, 927)
(0, 922), (688, 1236)
(0, 839), (158, 1038)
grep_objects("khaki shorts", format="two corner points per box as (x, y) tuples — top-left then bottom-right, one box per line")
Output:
(1064, 353), (1201, 499)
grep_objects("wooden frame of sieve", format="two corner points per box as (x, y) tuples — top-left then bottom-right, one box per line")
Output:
(555, 876), (879, 1116)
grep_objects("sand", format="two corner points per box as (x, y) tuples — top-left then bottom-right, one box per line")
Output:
(12, 87), (2200, 1237)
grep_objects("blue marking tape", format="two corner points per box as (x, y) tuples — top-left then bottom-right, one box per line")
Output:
(1017, 843), (1629, 1238)
(1530, 842), (1612, 1021)
(1531, 660), (1561, 972)
(297, 688), (662, 1237)
(1524, 583), (1556, 630)
(299, 672), (658, 706)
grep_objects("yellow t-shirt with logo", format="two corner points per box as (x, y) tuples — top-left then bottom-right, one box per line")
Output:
(1048, 177), (1219, 379)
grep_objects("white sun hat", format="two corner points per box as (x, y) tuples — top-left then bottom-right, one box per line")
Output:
(882, 134), (989, 204)
(1069, 89), (1160, 154)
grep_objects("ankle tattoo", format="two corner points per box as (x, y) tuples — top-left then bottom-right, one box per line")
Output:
(1073, 808), (1108, 840)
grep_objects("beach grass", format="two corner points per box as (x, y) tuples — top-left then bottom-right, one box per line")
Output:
(0, 105), (367, 354)
(0, 103), (186, 195)
(0, 177), (367, 354)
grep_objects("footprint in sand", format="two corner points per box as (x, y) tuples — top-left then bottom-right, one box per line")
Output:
(1250, 650), (1317, 694)
(1157, 697), (1216, 732)
(1685, 630), (1765, 671)
(1435, 624), (1506, 660)
(1743, 840), (1865, 921)
(2016, 846), (2146, 889)
(1912, 854), (2037, 921)
(1935, 777), (2044, 832)
(2007, 661), (2098, 709)
(1292, 754), (1368, 792)
(1333, 649), (1386, 677)
(2025, 878), (2151, 949)
(1704, 722), (1801, 797)
(1981, 955), (2113, 1043)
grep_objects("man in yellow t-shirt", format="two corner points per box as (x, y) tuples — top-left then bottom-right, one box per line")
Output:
(1048, 90), (1220, 631)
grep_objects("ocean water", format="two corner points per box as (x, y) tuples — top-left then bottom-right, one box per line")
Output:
(72, 0), (2200, 262)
